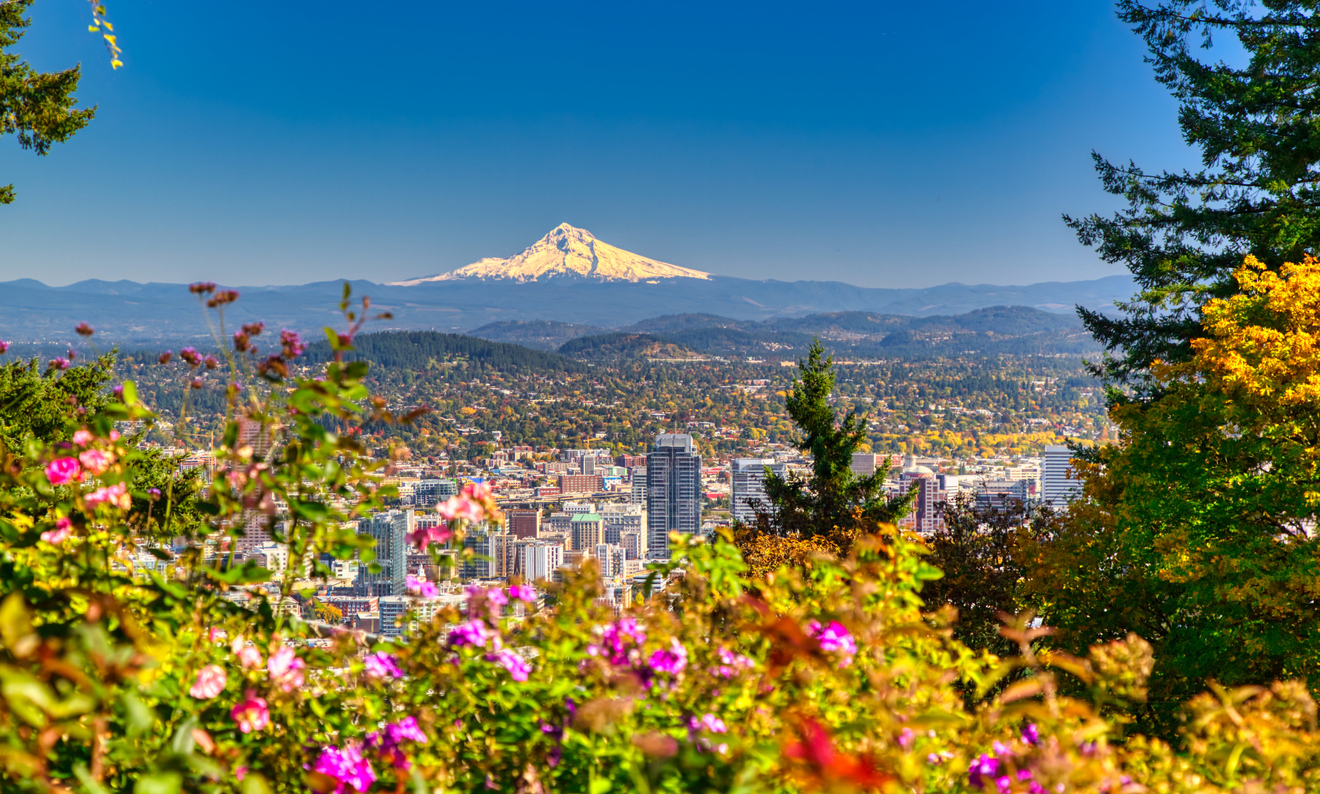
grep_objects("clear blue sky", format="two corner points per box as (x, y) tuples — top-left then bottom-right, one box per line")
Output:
(0, 0), (1194, 288)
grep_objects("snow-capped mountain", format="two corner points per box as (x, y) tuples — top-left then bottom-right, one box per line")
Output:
(388, 223), (711, 285)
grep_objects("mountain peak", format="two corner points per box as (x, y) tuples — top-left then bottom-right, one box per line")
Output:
(388, 225), (711, 285)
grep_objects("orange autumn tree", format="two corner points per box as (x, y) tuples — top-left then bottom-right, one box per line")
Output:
(1029, 254), (1320, 735)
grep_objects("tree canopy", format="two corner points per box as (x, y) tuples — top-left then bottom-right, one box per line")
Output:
(1, 0), (96, 205)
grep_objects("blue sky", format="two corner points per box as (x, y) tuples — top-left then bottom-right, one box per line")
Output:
(0, 1), (1194, 288)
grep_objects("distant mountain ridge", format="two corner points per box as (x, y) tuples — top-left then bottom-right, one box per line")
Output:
(0, 227), (1130, 344)
(474, 306), (1102, 360)
(389, 224), (711, 285)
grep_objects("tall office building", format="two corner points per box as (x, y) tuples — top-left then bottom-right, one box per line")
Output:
(896, 470), (945, 536)
(1042, 446), (1083, 507)
(731, 458), (787, 525)
(358, 510), (411, 596)
(522, 540), (565, 582)
(570, 513), (604, 552)
(646, 434), (701, 559)
(507, 509), (541, 539)
(630, 466), (647, 506)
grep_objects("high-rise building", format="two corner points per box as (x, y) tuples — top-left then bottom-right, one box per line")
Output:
(358, 510), (411, 596)
(522, 540), (565, 582)
(570, 513), (604, 551)
(1042, 446), (1082, 507)
(415, 478), (459, 507)
(630, 466), (647, 506)
(461, 531), (514, 579)
(896, 470), (945, 535)
(601, 503), (646, 546)
(507, 509), (541, 539)
(646, 434), (701, 559)
(731, 458), (787, 525)
(593, 543), (627, 578)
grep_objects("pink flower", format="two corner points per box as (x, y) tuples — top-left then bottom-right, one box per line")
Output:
(689, 713), (728, 734)
(208, 627), (228, 643)
(71, 429), (93, 446)
(267, 647), (305, 692)
(45, 457), (81, 486)
(0, 340), (9, 354)
(406, 574), (439, 598)
(508, 583), (536, 603)
(313, 742), (376, 793)
(234, 642), (263, 669)
(363, 652), (404, 680)
(486, 647), (531, 682)
(190, 665), (228, 699)
(85, 482), (130, 510)
(807, 620), (858, 667)
(447, 619), (493, 648)
(408, 523), (452, 550)
(648, 639), (688, 676)
(462, 480), (493, 501)
(230, 691), (270, 733)
(40, 517), (73, 544)
(437, 495), (483, 523)
(280, 329), (306, 358)
(78, 448), (115, 476)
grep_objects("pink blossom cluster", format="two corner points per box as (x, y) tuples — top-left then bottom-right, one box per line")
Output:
(40, 517), (73, 544)
(407, 520), (452, 550)
(445, 586), (534, 682)
(587, 617), (647, 666)
(85, 482), (130, 510)
(687, 712), (729, 754)
(363, 652), (404, 680)
(406, 574), (439, 598)
(585, 617), (689, 686)
(714, 646), (756, 678)
(312, 742), (376, 794)
(437, 480), (502, 528)
(366, 716), (429, 770)
(807, 619), (858, 667)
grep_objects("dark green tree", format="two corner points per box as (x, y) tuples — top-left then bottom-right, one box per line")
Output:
(1, 0), (97, 204)
(756, 340), (912, 545)
(0, 354), (115, 450)
(923, 495), (1057, 657)
(1067, 0), (1320, 388)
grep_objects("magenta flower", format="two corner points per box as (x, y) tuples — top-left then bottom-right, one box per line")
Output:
(715, 646), (755, 677)
(1021, 723), (1040, 746)
(0, 340), (9, 354)
(587, 617), (647, 666)
(48, 357), (70, 370)
(807, 619), (858, 666)
(78, 448), (114, 476)
(190, 665), (228, 699)
(406, 574), (439, 598)
(690, 713), (728, 734)
(648, 639), (688, 676)
(508, 583), (536, 603)
(230, 691), (270, 733)
(267, 647), (306, 692)
(208, 627), (228, 643)
(40, 517), (73, 544)
(408, 523), (452, 550)
(447, 619), (492, 649)
(45, 457), (81, 486)
(313, 742), (376, 793)
(367, 717), (429, 770)
(280, 329), (306, 358)
(363, 652), (404, 680)
(486, 647), (531, 682)
(85, 482), (130, 510)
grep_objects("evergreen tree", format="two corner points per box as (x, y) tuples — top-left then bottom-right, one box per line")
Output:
(1067, 0), (1320, 388)
(756, 340), (912, 545)
(2, 0), (96, 204)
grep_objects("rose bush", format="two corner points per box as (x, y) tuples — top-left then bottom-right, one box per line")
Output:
(0, 286), (1316, 793)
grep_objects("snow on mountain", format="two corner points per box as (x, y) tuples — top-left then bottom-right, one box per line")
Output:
(388, 223), (711, 285)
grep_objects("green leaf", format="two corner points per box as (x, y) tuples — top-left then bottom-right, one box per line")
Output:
(121, 380), (139, 405)
(134, 772), (183, 794)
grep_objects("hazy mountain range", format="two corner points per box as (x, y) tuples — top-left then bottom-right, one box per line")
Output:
(0, 224), (1130, 345)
